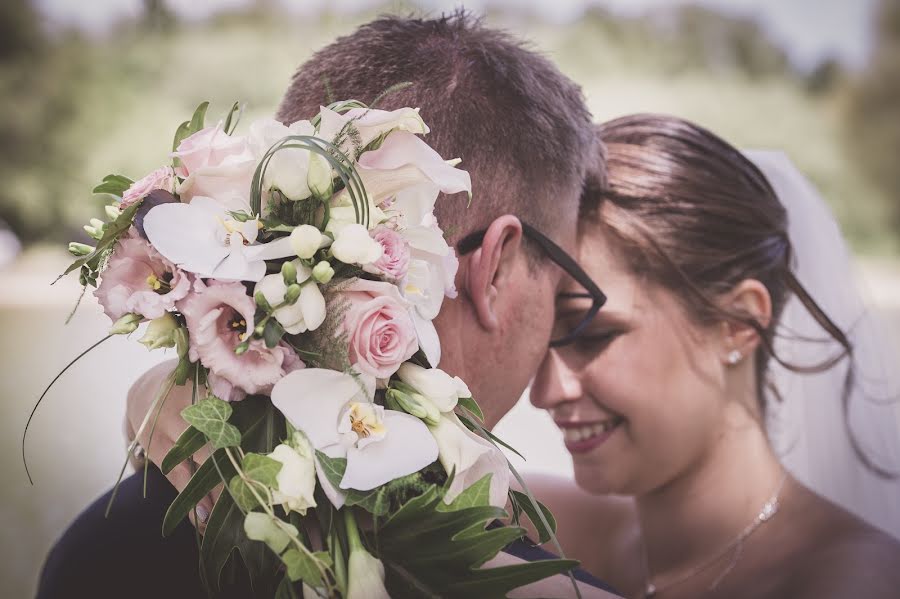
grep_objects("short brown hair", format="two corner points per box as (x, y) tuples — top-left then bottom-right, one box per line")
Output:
(277, 11), (596, 242)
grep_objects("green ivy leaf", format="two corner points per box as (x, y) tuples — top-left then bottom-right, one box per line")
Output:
(244, 512), (297, 554)
(161, 425), (206, 475)
(242, 452), (282, 488)
(281, 548), (327, 586)
(437, 474), (491, 512)
(182, 398), (241, 449)
(229, 475), (262, 512)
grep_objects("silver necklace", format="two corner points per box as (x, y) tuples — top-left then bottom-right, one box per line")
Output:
(642, 472), (788, 598)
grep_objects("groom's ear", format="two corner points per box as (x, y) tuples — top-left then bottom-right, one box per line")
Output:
(464, 215), (525, 332)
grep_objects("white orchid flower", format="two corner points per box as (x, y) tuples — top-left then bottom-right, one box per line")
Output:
(429, 412), (510, 509)
(249, 118), (331, 201)
(289, 224), (330, 259)
(254, 262), (326, 334)
(317, 105), (428, 155)
(143, 196), (295, 282)
(396, 363), (470, 413)
(331, 223), (383, 266)
(271, 369), (439, 507)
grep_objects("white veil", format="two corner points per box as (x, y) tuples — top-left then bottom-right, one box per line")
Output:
(745, 150), (900, 539)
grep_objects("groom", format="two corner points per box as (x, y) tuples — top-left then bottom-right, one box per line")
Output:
(38, 12), (614, 598)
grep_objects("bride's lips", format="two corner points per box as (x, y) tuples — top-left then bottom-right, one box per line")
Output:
(556, 418), (624, 454)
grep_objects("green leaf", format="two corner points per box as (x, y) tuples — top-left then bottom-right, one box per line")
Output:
(92, 174), (134, 196)
(438, 474), (491, 512)
(457, 397), (484, 423)
(281, 548), (324, 586)
(172, 101), (210, 157)
(274, 576), (299, 599)
(160, 425), (206, 475)
(509, 490), (557, 545)
(59, 201), (141, 279)
(223, 101), (243, 135)
(162, 450), (235, 536)
(229, 475), (262, 512)
(242, 452), (282, 488)
(200, 490), (281, 597)
(182, 398), (241, 449)
(377, 485), (577, 598)
(244, 512), (297, 554)
(315, 450), (389, 515)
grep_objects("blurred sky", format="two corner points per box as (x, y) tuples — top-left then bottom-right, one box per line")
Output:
(34, 0), (876, 71)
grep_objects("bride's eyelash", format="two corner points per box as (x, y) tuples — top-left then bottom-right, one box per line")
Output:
(574, 330), (621, 351)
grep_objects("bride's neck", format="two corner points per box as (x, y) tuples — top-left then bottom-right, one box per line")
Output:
(635, 401), (784, 578)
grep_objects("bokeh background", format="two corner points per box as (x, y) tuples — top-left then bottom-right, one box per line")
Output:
(3, 0), (899, 596)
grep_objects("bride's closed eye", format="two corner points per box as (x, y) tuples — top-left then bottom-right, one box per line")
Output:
(571, 328), (622, 354)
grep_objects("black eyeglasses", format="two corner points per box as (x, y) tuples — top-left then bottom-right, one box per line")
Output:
(456, 221), (606, 347)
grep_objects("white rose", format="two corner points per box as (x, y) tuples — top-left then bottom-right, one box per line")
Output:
(269, 440), (317, 515)
(331, 223), (383, 266)
(249, 118), (316, 201)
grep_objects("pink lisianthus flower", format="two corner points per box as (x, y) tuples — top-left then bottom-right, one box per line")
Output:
(364, 226), (410, 281)
(172, 125), (256, 210)
(120, 167), (176, 209)
(341, 278), (418, 380)
(177, 279), (303, 401)
(94, 234), (191, 321)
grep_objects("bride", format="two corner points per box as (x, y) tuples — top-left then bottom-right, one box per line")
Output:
(528, 114), (900, 598)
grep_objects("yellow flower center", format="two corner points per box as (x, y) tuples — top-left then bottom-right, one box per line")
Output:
(147, 274), (162, 290)
(347, 402), (385, 439)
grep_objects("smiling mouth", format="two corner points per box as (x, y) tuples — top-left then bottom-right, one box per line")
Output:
(556, 418), (624, 452)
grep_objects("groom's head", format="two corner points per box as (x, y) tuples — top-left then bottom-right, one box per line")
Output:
(279, 12), (597, 425)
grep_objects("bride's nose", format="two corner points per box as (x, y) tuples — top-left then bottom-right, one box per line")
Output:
(530, 349), (582, 410)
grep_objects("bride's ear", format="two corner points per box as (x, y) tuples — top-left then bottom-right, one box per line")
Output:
(464, 215), (524, 332)
(719, 279), (772, 362)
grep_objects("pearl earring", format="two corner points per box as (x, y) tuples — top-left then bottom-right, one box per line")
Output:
(727, 349), (743, 365)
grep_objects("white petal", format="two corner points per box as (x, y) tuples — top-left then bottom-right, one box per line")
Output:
(244, 236), (296, 262)
(299, 283), (326, 331)
(143, 201), (227, 276)
(403, 225), (450, 256)
(314, 455), (346, 509)
(411, 312), (441, 368)
(340, 411), (439, 491)
(271, 369), (363, 450)
(432, 414), (510, 508)
(357, 132), (471, 197)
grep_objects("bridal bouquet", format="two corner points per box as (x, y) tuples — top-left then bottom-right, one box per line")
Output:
(32, 98), (574, 597)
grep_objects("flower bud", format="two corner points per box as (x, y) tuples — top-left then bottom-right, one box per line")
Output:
(68, 242), (94, 257)
(83, 225), (102, 240)
(138, 313), (179, 350)
(104, 205), (121, 220)
(312, 260), (334, 284)
(234, 340), (250, 355)
(90, 218), (106, 229)
(284, 283), (302, 305)
(281, 260), (298, 285)
(387, 386), (441, 426)
(290, 224), (323, 259)
(254, 290), (272, 312)
(110, 313), (142, 335)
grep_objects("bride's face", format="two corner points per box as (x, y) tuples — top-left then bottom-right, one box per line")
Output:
(531, 229), (732, 496)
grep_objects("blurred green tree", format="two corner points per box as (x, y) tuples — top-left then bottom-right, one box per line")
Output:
(847, 0), (900, 228)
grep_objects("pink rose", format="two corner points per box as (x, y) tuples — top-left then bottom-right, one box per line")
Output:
(341, 278), (418, 379)
(120, 167), (176, 209)
(364, 226), (410, 281)
(177, 279), (303, 401)
(94, 234), (191, 321)
(172, 125), (256, 209)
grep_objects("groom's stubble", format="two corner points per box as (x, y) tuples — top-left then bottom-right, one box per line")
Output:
(278, 11), (600, 424)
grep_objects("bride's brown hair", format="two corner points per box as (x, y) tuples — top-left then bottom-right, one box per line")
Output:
(585, 114), (887, 475)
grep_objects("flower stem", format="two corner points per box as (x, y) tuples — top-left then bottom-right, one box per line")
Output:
(343, 508), (364, 553)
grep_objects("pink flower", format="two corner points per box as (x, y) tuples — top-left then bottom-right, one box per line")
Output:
(341, 279), (418, 379)
(177, 279), (303, 401)
(94, 235), (191, 321)
(120, 167), (176, 209)
(172, 125), (256, 210)
(365, 226), (410, 281)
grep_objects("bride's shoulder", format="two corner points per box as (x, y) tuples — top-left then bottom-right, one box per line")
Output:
(781, 488), (900, 598)
(522, 473), (635, 528)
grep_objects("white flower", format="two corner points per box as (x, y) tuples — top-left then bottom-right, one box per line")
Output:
(143, 196), (295, 281)
(316, 105), (428, 156)
(138, 312), (179, 350)
(249, 118), (318, 201)
(429, 413), (510, 509)
(271, 368), (438, 507)
(254, 264), (326, 334)
(331, 223), (383, 266)
(290, 224), (330, 259)
(269, 438), (317, 515)
(396, 363), (470, 412)
(346, 547), (390, 599)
